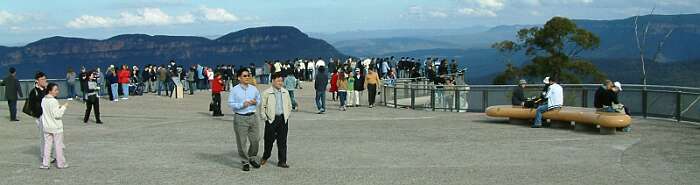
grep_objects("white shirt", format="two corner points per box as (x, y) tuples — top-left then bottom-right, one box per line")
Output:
(545, 83), (564, 108)
(274, 62), (282, 72)
(315, 60), (326, 68)
(307, 62), (314, 70)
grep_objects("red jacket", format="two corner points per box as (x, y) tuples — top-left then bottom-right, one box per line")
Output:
(329, 73), (338, 92)
(211, 76), (223, 93)
(118, 69), (131, 84)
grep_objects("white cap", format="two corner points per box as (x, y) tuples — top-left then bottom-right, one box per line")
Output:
(614, 81), (622, 91)
(542, 77), (550, 84)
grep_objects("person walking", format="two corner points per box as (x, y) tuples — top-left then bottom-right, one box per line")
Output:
(314, 66), (328, 114)
(353, 68), (365, 107)
(65, 68), (77, 100)
(365, 68), (381, 108)
(2, 67), (22, 121)
(260, 72), (292, 168)
(346, 69), (356, 107)
(211, 73), (224, 117)
(187, 66), (196, 95)
(283, 72), (299, 111)
(337, 70), (348, 111)
(329, 69), (338, 101)
(84, 71), (103, 124)
(39, 83), (68, 169)
(227, 69), (262, 171)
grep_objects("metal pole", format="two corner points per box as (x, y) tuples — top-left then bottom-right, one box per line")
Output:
(642, 89), (648, 118)
(676, 91), (682, 122)
(455, 89), (460, 112)
(483, 90), (489, 112)
(383, 85), (387, 107)
(582, 89), (588, 107)
(431, 88), (436, 111)
(394, 85), (398, 108)
(410, 88), (415, 109)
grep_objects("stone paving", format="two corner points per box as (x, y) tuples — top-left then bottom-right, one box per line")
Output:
(1, 83), (699, 185)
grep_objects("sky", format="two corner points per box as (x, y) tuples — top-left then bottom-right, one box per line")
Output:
(1, 0), (699, 46)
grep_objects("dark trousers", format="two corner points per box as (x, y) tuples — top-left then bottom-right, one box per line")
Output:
(211, 93), (222, 116)
(107, 84), (114, 100)
(84, 95), (101, 122)
(263, 115), (288, 164)
(188, 81), (196, 95)
(8, 100), (17, 120)
(368, 84), (377, 106)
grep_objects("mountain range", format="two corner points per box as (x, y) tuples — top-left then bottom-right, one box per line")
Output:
(0, 26), (343, 79)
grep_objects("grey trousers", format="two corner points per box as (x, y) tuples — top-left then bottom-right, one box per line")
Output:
(233, 114), (260, 164)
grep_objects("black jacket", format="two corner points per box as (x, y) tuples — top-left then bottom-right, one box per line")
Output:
(354, 74), (365, 91)
(315, 72), (328, 92)
(594, 86), (619, 108)
(511, 86), (526, 106)
(2, 75), (22, 101)
(28, 86), (46, 118)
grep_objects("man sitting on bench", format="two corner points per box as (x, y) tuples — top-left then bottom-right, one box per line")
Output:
(532, 76), (563, 128)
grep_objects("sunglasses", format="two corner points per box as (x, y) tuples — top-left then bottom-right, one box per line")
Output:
(241, 75), (250, 77)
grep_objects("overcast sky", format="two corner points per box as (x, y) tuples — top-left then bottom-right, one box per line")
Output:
(1, 0), (698, 46)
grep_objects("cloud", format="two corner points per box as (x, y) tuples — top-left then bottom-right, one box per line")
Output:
(401, 6), (451, 19)
(458, 0), (505, 17)
(66, 8), (194, 29)
(66, 7), (240, 29)
(0, 10), (25, 25)
(199, 6), (239, 22)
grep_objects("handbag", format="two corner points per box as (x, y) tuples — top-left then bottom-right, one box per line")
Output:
(22, 90), (37, 117)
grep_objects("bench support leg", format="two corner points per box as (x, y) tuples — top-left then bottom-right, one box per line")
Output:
(509, 118), (530, 125)
(599, 127), (616, 135)
(574, 123), (597, 132)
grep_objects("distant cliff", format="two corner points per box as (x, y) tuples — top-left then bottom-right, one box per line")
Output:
(0, 26), (344, 78)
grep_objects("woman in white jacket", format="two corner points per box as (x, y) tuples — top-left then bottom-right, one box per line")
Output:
(40, 83), (69, 169)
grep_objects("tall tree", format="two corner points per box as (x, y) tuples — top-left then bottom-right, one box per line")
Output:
(491, 40), (521, 85)
(492, 17), (606, 84)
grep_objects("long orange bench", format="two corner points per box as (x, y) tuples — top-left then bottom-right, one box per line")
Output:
(485, 105), (632, 133)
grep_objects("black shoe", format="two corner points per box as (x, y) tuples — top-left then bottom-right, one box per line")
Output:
(242, 163), (250, 171)
(531, 124), (542, 128)
(277, 162), (290, 168)
(51, 159), (56, 164)
(10, 119), (19, 122)
(96, 121), (103, 124)
(249, 160), (261, 168)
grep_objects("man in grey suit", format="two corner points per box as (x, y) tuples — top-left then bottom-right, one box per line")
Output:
(2, 67), (22, 122)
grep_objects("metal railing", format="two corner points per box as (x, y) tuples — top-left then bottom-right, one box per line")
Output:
(382, 79), (700, 123)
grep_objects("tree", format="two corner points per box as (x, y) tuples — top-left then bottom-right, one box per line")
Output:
(634, 8), (675, 89)
(492, 17), (606, 84)
(491, 41), (521, 84)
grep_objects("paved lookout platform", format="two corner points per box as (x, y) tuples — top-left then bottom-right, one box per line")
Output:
(1, 82), (699, 185)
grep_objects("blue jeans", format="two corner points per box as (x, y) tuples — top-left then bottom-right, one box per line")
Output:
(339, 91), (347, 107)
(534, 105), (550, 126)
(315, 91), (326, 112)
(110, 83), (119, 100)
(289, 91), (297, 109)
(66, 82), (76, 98)
(121, 84), (129, 98)
(157, 81), (165, 95)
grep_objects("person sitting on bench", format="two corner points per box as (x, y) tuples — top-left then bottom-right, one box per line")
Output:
(532, 76), (563, 128)
(511, 79), (528, 106)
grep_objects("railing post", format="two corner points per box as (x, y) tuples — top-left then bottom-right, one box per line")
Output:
(410, 87), (415, 109)
(394, 85), (398, 108)
(642, 89), (648, 118)
(431, 88), (436, 111)
(482, 90), (489, 112)
(581, 89), (588, 107)
(383, 85), (388, 107)
(455, 88), (460, 112)
(676, 91), (682, 122)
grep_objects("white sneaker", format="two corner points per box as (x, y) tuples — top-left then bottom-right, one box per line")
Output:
(113, 99), (119, 102)
(121, 98), (128, 100)
(67, 98), (73, 101)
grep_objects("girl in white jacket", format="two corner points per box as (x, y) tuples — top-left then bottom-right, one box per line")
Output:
(40, 83), (69, 169)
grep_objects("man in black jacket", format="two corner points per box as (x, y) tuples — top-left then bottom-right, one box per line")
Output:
(29, 72), (52, 162)
(314, 66), (328, 114)
(2, 67), (22, 121)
